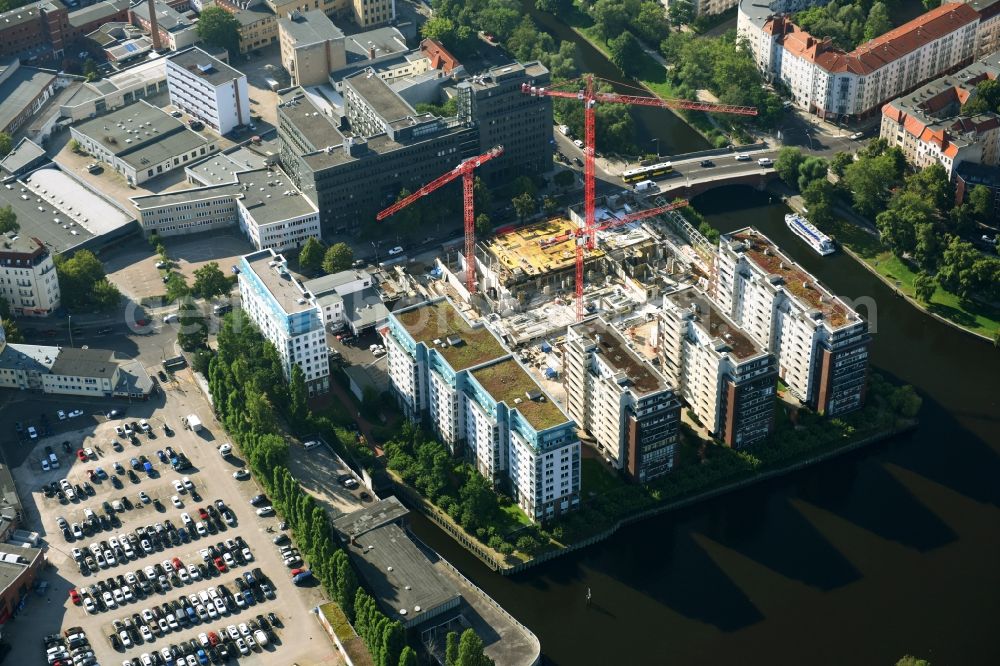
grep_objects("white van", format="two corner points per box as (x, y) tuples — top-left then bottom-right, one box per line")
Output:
(757, 157), (774, 167)
(303, 440), (321, 451)
(163, 313), (179, 323)
(634, 180), (657, 193)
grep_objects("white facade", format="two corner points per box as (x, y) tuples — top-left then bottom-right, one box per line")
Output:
(237, 201), (321, 252)
(131, 186), (239, 237)
(166, 48), (251, 135)
(301, 269), (372, 329)
(237, 249), (329, 395)
(0, 236), (60, 317)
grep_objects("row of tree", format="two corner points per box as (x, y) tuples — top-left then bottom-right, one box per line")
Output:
(55, 249), (122, 313)
(297, 237), (355, 275)
(794, 0), (894, 52)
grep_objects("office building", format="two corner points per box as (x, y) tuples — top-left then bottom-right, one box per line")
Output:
(278, 60), (552, 234)
(237, 249), (329, 395)
(69, 99), (218, 186)
(222, 2), (279, 54)
(264, 0), (392, 28)
(67, 0), (130, 40)
(131, 183), (241, 237)
(385, 299), (580, 522)
(716, 228), (870, 416)
(0, 234), (60, 317)
(880, 53), (1000, 177)
(658, 287), (778, 448)
(166, 47), (251, 135)
(300, 269), (389, 335)
(278, 10), (346, 87)
(564, 318), (681, 483)
(739, 0), (979, 119)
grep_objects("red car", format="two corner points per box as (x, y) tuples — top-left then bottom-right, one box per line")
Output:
(207, 631), (220, 646)
(76, 449), (88, 462)
(69, 588), (80, 604)
(87, 469), (97, 482)
(197, 508), (209, 521)
(289, 568), (305, 577)
(172, 557), (183, 571)
(214, 557), (227, 573)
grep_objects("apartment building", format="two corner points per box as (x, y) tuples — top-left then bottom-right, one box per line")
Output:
(234, 169), (321, 251)
(214, 0), (279, 54)
(880, 53), (1000, 177)
(69, 99), (218, 186)
(716, 228), (870, 416)
(739, 0), (979, 119)
(965, 0), (1000, 57)
(385, 299), (580, 522)
(237, 249), (329, 395)
(263, 0), (391, 27)
(299, 269), (375, 329)
(278, 60), (552, 235)
(166, 47), (251, 135)
(658, 288), (777, 448)
(278, 10), (346, 87)
(0, 235), (60, 317)
(564, 318), (681, 483)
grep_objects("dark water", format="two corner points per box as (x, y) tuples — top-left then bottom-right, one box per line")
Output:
(409, 187), (1000, 666)
(521, 0), (710, 155)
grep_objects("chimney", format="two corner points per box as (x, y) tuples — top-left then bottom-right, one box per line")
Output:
(147, 0), (161, 51)
(368, 42), (375, 60)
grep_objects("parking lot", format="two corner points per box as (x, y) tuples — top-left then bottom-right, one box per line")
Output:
(6, 372), (338, 666)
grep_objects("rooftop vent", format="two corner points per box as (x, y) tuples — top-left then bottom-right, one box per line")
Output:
(525, 389), (543, 401)
(445, 334), (463, 346)
(197, 63), (215, 74)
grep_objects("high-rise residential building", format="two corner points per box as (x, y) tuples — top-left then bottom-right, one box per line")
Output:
(237, 249), (329, 395)
(564, 318), (681, 483)
(278, 60), (552, 235)
(166, 47), (251, 135)
(0, 234), (60, 317)
(739, 0), (979, 119)
(658, 287), (778, 448)
(716, 228), (870, 416)
(385, 299), (580, 522)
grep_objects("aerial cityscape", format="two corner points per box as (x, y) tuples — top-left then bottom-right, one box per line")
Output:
(0, 0), (996, 664)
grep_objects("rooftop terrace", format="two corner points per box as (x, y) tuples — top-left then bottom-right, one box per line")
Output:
(571, 318), (668, 394)
(668, 287), (762, 361)
(486, 217), (603, 279)
(728, 228), (854, 328)
(471, 358), (569, 431)
(394, 300), (506, 372)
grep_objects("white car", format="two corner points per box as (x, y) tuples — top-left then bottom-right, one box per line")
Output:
(226, 625), (239, 641)
(573, 139), (584, 148)
(177, 567), (190, 583)
(187, 564), (201, 580)
(139, 419), (151, 433)
(233, 469), (250, 480)
(84, 597), (97, 613)
(163, 313), (179, 323)
(850, 131), (864, 140)
(173, 479), (185, 494)
(118, 630), (132, 648)
(255, 506), (274, 516)
(57, 410), (67, 420)
(41, 459), (50, 472)
(213, 597), (227, 615)
(735, 153), (751, 161)
(195, 521), (207, 537)
(103, 590), (116, 608)
(242, 547), (253, 562)
(182, 477), (194, 491)
(172, 495), (183, 508)
(387, 245), (404, 256)
(218, 443), (232, 456)
(238, 623), (250, 636)
(140, 625), (153, 642)
(68, 409), (84, 418)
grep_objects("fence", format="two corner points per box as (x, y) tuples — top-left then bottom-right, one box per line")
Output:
(658, 142), (770, 164)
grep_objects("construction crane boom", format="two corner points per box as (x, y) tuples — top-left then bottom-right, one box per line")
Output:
(523, 75), (755, 320)
(376, 146), (503, 293)
(541, 200), (689, 246)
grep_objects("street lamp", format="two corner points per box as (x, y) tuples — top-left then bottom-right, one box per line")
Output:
(651, 138), (660, 157)
(370, 241), (381, 265)
(68, 314), (74, 348)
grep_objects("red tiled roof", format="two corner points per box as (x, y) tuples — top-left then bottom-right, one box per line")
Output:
(420, 38), (460, 74)
(777, 3), (978, 76)
(882, 102), (904, 122)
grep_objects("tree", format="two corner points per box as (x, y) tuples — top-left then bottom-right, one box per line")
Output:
(796, 156), (828, 192)
(421, 16), (456, 45)
(0, 132), (11, 158)
(2, 317), (23, 343)
(913, 222), (943, 269)
(921, 0), (940, 9)
(803, 178), (836, 226)
(775, 147), (805, 187)
(512, 191), (536, 223)
(165, 272), (190, 303)
(193, 261), (229, 299)
(635, 1), (671, 45)
(843, 153), (901, 217)
(936, 236), (981, 298)
(913, 272), (936, 303)
(176, 296), (207, 351)
(398, 646), (418, 666)
(456, 628), (494, 666)
(512, 175), (537, 199)
(54, 249), (121, 312)
(473, 176), (492, 213)
(475, 213), (493, 239)
(592, 0), (629, 39)
(380, 621), (406, 666)
(82, 58), (98, 82)
(608, 31), (643, 77)
(322, 242), (354, 273)
(668, 0), (694, 26)
(68, 138), (82, 154)
(829, 151), (853, 178)
(197, 7), (241, 57)
(967, 184), (992, 221)
(298, 237), (325, 273)
(288, 364), (309, 428)
(445, 632), (460, 666)
(554, 169), (575, 188)
(542, 196), (560, 215)
(907, 163), (953, 211)
(863, 2), (891, 42)
(0, 205), (18, 234)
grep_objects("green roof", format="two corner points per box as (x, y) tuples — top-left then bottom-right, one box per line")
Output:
(395, 300), (506, 372)
(472, 358), (569, 431)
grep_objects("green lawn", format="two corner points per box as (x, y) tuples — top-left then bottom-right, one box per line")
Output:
(581, 458), (621, 496)
(828, 217), (1000, 338)
(499, 503), (532, 528)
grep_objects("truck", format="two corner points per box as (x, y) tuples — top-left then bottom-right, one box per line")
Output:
(633, 179), (657, 193)
(185, 415), (202, 432)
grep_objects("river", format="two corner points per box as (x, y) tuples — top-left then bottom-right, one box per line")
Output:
(408, 187), (1000, 665)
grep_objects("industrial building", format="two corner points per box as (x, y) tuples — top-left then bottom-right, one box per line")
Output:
(716, 228), (870, 416)
(385, 298), (581, 522)
(129, 0), (200, 51)
(658, 287), (777, 448)
(0, 234), (61, 317)
(237, 249), (330, 395)
(0, 542), (46, 625)
(69, 99), (219, 186)
(278, 60), (552, 235)
(564, 318), (681, 483)
(166, 47), (251, 135)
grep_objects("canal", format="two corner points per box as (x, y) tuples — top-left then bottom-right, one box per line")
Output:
(408, 187), (1000, 665)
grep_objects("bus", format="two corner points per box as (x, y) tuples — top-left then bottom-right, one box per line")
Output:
(622, 161), (673, 183)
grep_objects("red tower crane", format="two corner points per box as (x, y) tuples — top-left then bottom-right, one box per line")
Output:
(377, 146), (504, 293)
(522, 75), (757, 319)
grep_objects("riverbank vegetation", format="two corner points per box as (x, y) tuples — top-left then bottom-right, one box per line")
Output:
(774, 144), (1000, 338)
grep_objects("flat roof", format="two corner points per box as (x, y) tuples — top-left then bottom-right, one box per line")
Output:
(25, 168), (133, 237)
(394, 300), (506, 372)
(242, 250), (313, 314)
(235, 168), (316, 225)
(187, 145), (273, 185)
(278, 92), (345, 150)
(0, 137), (47, 175)
(345, 70), (414, 122)
(331, 495), (408, 538)
(302, 269), (369, 296)
(0, 172), (98, 252)
(345, 26), (407, 62)
(0, 65), (55, 132)
(570, 318), (669, 394)
(0, 543), (41, 595)
(168, 47), (245, 87)
(279, 9), (342, 45)
(343, 288), (389, 329)
(233, 5), (274, 27)
(471, 358), (569, 431)
(131, 182), (241, 209)
(487, 217), (603, 280)
(666, 288), (763, 361)
(0, 343), (58, 374)
(50, 346), (117, 378)
(68, 0), (128, 28)
(725, 228), (856, 329)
